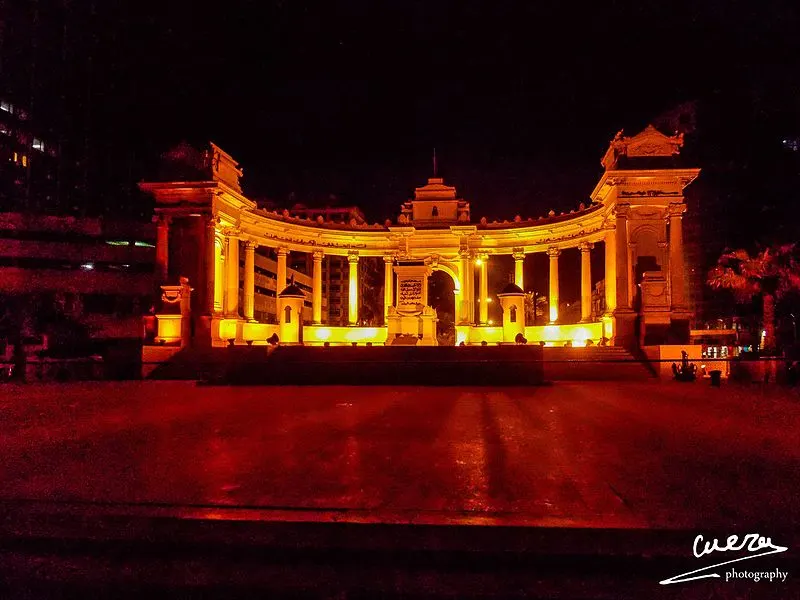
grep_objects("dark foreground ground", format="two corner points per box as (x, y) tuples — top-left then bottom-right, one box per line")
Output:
(1, 381), (799, 598)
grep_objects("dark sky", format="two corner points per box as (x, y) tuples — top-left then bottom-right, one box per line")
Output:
(43, 0), (800, 220)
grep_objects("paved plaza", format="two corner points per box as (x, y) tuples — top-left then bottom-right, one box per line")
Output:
(2, 380), (799, 530)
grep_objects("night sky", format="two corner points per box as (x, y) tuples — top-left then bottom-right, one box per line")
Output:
(8, 0), (800, 225)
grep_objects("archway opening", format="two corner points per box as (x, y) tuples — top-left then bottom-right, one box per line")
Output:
(428, 270), (456, 345)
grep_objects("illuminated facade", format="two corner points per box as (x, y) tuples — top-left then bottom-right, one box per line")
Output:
(140, 128), (699, 349)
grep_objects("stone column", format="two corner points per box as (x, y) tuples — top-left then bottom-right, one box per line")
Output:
(668, 203), (687, 309)
(348, 251), (359, 325)
(276, 247), (288, 323)
(579, 242), (593, 322)
(477, 253), (489, 325)
(383, 255), (394, 320)
(512, 248), (525, 290)
(243, 241), (256, 321)
(615, 204), (630, 310)
(205, 216), (217, 315)
(547, 247), (561, 324)
(276, 247), (288, 294)
(312, 251), (324, 324)
(213, 233), (224, 314)
(604, 226), (617, 313)
(225, 234), (239, 317)
(155, 214), (170, 282)
(459, 250), (470, 323)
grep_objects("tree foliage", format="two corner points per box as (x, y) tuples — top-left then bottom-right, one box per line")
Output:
(707, 244), (800, 350)
(708, 245), (800, 300)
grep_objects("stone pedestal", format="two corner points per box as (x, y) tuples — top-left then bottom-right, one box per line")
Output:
(155, 278), (193, 347)
(639, 272), (671, 345)
(387, 306), (438, 345)
(388, 263), (437, 344)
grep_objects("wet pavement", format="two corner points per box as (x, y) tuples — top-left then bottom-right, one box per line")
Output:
(2, 380), (799, 530)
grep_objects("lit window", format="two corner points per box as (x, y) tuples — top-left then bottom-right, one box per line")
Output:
(134, 241), (155, 248)
(0, 124), (8, 135)
(105, 240), (130, 246)
(0, 101), (12, 113)
(32, 138), (44, 152)
(81, 262), (95, 271)
(21, 155), (27, 167)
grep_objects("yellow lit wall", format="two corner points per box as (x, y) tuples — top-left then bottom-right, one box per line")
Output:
(464, 326), (504, 344)
(218, 318), (239, 342)
(304, 325), (388, 345)
(155, 314), (182, 343)
(524, 323), (603, 346)
(242, 322), (279, 344)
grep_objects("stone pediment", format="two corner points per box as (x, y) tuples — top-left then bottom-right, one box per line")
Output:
(602, 125), (684, 170)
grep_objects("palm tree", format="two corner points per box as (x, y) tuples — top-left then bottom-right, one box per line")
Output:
(707, 244), (800, 352)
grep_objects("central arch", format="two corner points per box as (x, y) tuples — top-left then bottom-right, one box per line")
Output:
(428, 270), (456, 345)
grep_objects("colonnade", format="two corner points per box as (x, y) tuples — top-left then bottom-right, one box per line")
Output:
(153, 203), (686, 331)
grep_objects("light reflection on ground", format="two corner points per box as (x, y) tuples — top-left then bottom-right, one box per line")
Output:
(1, 381), (798, 529)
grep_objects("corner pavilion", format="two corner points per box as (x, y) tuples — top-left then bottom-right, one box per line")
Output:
(140, 125), (699, 351)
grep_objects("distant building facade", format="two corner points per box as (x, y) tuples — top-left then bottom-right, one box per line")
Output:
(0, 212), (156, 354)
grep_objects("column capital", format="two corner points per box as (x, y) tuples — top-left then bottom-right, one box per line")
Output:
(276, 246), (289, 257)
(547, 246), (561, 258)
(458, 248), (472, 259)
(667, 202), (686, 217)
(347, 250), (360, 263)
(614, 203), (631, 218)
(221, 226), (241, 238)
(206, 214), (221, 228)
(244, 240), (258, 250)
(475, 251), (489, 262)
(154, 213), (172, 226)
(383, 254), (395, 264)
(512, 248), (525, 261)
(312, 250), (324, 261)
(578, 241), (594, 253)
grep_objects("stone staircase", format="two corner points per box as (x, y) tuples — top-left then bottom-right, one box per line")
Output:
(208, 345), (546, 386)
(542, 346), (656, 380)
